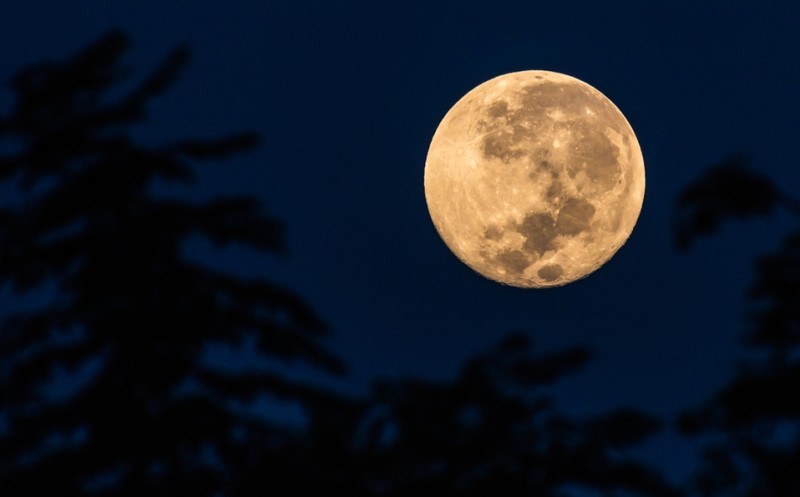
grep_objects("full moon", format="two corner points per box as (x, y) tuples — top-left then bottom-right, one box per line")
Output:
(424, 70), (644, 288)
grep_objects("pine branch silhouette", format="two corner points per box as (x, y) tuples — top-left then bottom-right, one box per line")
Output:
(0, 31), (343, 496)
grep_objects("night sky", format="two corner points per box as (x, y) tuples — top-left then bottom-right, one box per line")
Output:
(2, 0), (799, 483)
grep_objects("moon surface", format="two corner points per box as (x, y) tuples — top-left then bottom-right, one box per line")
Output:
(424, 70), (645, 288)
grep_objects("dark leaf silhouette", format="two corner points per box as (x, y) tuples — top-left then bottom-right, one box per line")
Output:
(339, 335), (679, 497)
(672, 155), (780, 250)
(747, 232), (800, 354)
(675, 158), (800, 497)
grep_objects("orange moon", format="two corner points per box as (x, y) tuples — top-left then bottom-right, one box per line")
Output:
(424, 70), (645, 288)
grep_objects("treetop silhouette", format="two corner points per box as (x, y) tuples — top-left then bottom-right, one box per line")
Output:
(303, 334), (681, 497)
(0, 30), (343, 496)
(675, 156), (800, 497)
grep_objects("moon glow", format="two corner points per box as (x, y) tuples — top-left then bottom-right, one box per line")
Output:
(424, 71), (645, 288)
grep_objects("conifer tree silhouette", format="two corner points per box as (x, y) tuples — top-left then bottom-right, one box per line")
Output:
(0, 31), (343, 496)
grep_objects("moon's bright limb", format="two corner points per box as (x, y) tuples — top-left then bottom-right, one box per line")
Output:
(424, 70), (645, 288)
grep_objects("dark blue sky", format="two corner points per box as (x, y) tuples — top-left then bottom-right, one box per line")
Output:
(2, 0), (799, 482)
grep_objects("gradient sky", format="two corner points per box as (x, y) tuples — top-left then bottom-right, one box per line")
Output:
(2, 0), (799, 482)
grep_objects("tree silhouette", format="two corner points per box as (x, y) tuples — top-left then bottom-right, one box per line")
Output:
(0, 31), (682, 497)
(0, 32), (344, 496)
(297, 334), (681, 497)
(674, 156), (800, 497)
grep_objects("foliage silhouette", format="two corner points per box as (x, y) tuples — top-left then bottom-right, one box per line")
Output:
(674, 156), (800, 497)
(295, 334), (681, 497)
(672, 155), (800, 251)
(0, 31), (344, 496)
(0, 32), (682, 497)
